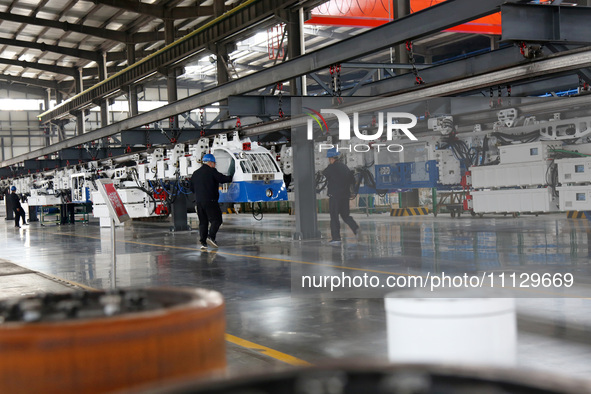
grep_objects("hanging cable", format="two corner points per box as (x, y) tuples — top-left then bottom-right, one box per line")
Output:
(277, 82), (284, 118)
(252, 202), (263, 221)
(507, 85), (511, 107)
(405, 41), (424, 85)
(199, 108), (205, 137)
(336, 64), (342, 103)
(329, 65), (335, 97)
(315, 171), (327, 193)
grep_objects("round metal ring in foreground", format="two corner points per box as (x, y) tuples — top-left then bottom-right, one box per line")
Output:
(0, 287), (225, 393)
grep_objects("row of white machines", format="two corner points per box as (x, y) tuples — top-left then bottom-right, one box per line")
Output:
(469, 141), (591, 214)
(1, 133), (288, 227)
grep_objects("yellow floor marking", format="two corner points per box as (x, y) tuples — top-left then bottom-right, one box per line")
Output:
(40, 272), (99, 292)
(225, 334), (312, 366)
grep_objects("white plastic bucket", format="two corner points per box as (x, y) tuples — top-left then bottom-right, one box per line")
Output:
(385, 296), (516, 366)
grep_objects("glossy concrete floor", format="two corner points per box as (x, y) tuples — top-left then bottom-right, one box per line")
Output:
(1, 210), (591, 381)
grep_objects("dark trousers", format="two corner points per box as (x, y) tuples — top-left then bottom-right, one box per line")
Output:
(13, 207), (26, 227)
(196, 201), (223, 244)
(329, 196), (358, 241)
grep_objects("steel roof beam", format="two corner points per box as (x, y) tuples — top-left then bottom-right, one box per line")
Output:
(81, 66), (127, 77)
(0, 81), (47, 97)
(92, 0), (166, 18)
(0, 58), (77, 77)
(0, 74), (59, 91)
(0, 11), (129, 43)
(92, 0), (232, 19)
(0, 37), (100, 62)
(107, 50), (156, 62)
(0, 11), (184, 44)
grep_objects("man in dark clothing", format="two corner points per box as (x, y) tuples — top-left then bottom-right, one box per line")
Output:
(322, 148), (359, 245)
(190, 154), (233, 249)
(8, 186), (27, 228)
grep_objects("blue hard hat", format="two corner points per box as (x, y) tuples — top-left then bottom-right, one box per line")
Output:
(326, 148), (340, 158)
(11, 186), (16, 191)
(202, 153), (216, 163)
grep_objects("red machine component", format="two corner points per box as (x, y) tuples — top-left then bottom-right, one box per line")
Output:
(155, 205), (169, 215)
(242, 142), (251, 151)
(153, 188), (167, 201)
(461, 171), (472, 190)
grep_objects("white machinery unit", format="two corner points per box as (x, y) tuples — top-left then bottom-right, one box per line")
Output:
(278, 145), (293, 176)
(499, 141), (557, 164)
(556, 157), (591, 184)
(470, 162), (550, 189)
(28, 189), (62, 206)
(434, 149), (461, 185)
(92, 187), (155, 227)
(427, 116), (454, 135)
(472, 188), (558, 213)
(71, 173), (92, 203)
(557, 186), (591, 211)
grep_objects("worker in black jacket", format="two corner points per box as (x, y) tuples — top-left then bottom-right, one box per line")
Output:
(8, 186), (27, 228)
(190, 154), (233, 249)
(322, 148), (359, 245)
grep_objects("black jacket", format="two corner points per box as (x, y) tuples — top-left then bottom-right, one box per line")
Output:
(8, 192), (22, 210)
(323, 161), (353, 198)
(190, 165), (233, 202)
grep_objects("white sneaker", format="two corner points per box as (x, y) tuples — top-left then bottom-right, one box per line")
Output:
(207, 238), (219, 248)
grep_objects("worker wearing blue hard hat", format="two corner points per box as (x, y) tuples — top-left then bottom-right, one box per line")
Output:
(322, 148), (360, 245)
(202, 153), (216, 163)
(8, 186), (27, 228)
(326, 148), (340, 158)
(190, 153), (233, 250)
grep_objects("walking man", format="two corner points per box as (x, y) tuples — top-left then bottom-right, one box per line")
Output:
(322, 148), (360, 245)
(8, 186), (27, 228)
(190, 154), (233, 249)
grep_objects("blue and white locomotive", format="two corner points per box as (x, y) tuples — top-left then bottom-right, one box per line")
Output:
(210, 134), (287, 203)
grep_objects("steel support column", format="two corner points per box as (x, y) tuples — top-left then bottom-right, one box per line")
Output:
(43, 94), (51, 146)
(291, 101), (320, 240)
(287, 10), (303, 95)
(216, 43), (230, 113)
(99, 53), (110, 128)
(75, 68), (85, 136)
(127, 44), (139, 116)
(171, 193), (190, 232)
(288, 11), (319, 239)
(214, 0), (229, 96)
(165, 19), (178, 130)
